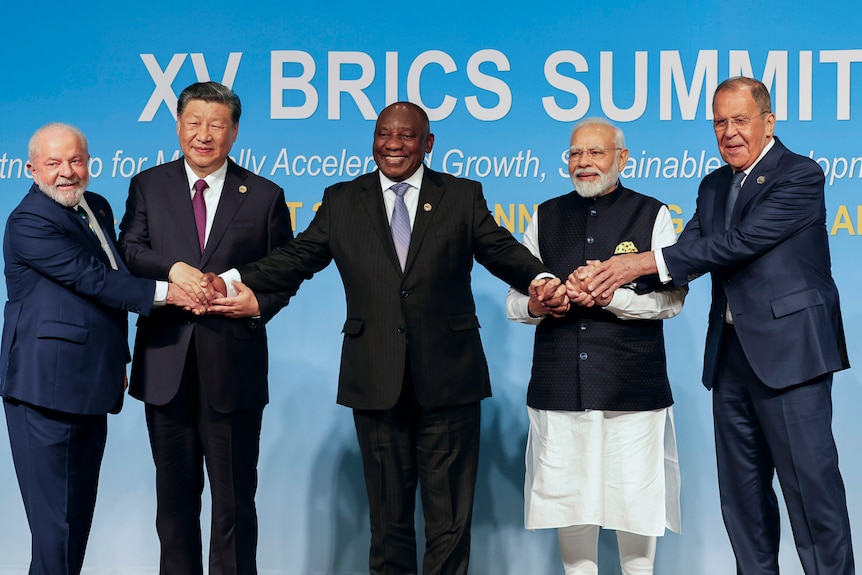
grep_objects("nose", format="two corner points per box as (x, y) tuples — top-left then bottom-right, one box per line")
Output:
(58, 161), (75, 178)
(195, 125), (212, 142)
(384, 135), (403, 150)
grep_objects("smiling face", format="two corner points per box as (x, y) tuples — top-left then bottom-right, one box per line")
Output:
(712, 85), (775, 171)
(27, 125), (90, 207)
(568, 123), (628, 198)
(372, 103), (434, 182)
(177, 99), (238, 178)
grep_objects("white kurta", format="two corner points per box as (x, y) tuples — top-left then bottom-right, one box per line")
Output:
(524, 407), (680, 535)
(507, 203), (685, 536)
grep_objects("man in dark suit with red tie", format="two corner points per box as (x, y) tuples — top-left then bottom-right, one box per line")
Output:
(118, 82), (295, 575)
(1, 123), (197, 575)
(207, 102), (568, 575)
(572, 77), (854, 574)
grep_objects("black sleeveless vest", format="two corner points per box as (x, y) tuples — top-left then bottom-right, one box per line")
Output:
(527, 185), (674, 411)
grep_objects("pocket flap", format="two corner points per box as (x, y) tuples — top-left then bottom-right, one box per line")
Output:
(36, 320), (89, 344)
(771, 288), (823, 318)
(448, 313), (480, 331)
(342, 318), (364, 335)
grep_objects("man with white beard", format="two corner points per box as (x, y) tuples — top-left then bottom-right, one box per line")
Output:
(506, 118), (686, 575)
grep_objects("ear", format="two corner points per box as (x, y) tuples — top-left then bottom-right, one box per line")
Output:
(424, 133), (435, 153)
(617, 148), (629, 172)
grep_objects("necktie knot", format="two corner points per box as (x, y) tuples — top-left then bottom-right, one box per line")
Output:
(194, 178), (208, 194)
(391, 182), (410, 197)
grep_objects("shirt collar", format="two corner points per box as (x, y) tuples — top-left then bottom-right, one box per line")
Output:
(740, 138), (775, 176)
(183, 159), (228, 192)
(379, 164), (425, 193)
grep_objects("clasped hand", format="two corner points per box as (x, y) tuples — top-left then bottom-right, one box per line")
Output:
(565, 260), (613, 308)
(165, 266), (260, 318)
(528, 277), (571, 318)
(165, 262), (227, 316)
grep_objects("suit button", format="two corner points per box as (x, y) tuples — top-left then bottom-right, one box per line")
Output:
(580, 323), (587, 331)
(589, 209), (597, 217)
(401, 291), (409, 298)
(397, 326), (405, 333)
(586, 237), (595, 244)
(579, 352), (588, 360)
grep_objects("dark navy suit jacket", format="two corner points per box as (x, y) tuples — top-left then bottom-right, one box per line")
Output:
(1, 184), (155, 414)
(663, 137), (849, 389)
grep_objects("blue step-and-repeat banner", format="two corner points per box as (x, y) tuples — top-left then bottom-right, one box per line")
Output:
(1, 1), (861, 573)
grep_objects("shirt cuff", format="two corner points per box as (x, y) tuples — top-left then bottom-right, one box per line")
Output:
(654, 248), (672, 284)
(220, 268), (242, 297)
(153, 280), (168, 306)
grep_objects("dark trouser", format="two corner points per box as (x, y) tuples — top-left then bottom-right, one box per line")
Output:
(353, 375), (481, 575)
(713, 324), (854, 575)
(145, 343), (263, 575)
(4, 398), (107, 575)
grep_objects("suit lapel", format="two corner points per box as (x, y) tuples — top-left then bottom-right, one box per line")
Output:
(735, 138), (785, 221)
(359, 173), (404, 272)
(406, 169), (444, 273)
(201, 161), (249, 267)
(87, 196), (129, 272)
(165, 160), (203, 259)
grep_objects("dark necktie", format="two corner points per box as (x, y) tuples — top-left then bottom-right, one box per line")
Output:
(724, 171), (745, 229)
(193, 179), (208, 252)
(76, 208), (97, 236)
(390, 182), (412, 270)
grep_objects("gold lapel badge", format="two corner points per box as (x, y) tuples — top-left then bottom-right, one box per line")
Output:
(423, 203), (432, 212)
(239, 185), (248, 194)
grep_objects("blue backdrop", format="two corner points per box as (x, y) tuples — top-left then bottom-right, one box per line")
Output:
(1, 1), (860, 573)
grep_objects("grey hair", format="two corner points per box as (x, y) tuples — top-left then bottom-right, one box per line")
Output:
(28, 123), (89, 161)
(571, 117), (625, 149)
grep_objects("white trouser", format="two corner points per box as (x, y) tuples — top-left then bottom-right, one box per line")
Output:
(557, 524), (657, 575)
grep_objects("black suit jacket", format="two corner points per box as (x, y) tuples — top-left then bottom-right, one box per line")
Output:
(663, 138), (849, 390)
(239, 168), (547, 410)
(119, 158), (295, 412)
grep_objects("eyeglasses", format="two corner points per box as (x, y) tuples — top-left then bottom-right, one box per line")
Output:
(568, 147), (621, 161)
(713, 111), (769, 131)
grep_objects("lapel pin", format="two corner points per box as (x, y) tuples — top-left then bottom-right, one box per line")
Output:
(239, 185), (248, 194)
(756, 176), (766, 184)
(99, 209), (106, 217)
(423, 203), (432, 212)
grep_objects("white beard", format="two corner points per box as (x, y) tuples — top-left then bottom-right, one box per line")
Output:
(37, 177), (86, 207)
(571, 166), (619, 198)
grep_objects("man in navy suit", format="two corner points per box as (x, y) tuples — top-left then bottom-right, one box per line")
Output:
(572, 77), (854, 574)
(1, 123), (197, 575)
(207, 102), (568, 575)
(118, 82), (294, 575)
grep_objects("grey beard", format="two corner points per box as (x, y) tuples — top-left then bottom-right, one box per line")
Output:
(571, 170), (618, 198)
(38, 180), (86, 208)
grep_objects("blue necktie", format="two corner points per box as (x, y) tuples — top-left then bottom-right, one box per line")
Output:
(724, 171), (745, 229)
(390, 182), (412, 270)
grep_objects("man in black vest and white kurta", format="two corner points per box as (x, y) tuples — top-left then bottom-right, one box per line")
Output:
(506, 118), (686, 575)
